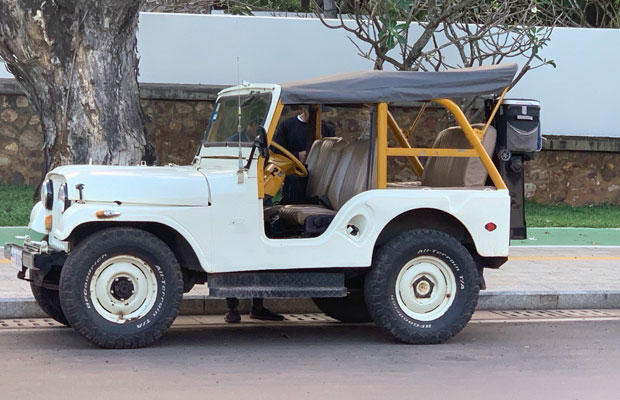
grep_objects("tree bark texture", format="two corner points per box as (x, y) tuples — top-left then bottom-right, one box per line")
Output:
(0, 0), (157, 176)
(323, 0), (336, 18)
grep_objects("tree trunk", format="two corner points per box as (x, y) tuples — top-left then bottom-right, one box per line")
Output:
(323, 0), (337, 18)
(0, 0), (157, 179)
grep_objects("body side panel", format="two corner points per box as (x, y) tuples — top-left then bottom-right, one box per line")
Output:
(204, 185), (510, 273)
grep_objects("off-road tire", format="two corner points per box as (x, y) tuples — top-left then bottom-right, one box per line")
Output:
(30, 282), (70, 326)
(59, 228), (184, 349)
(365, 229), (479, 344)
(312, 291), (372, 323)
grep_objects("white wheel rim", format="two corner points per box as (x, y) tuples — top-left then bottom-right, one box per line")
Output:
(89, 255), (158, 324)
(395, 256), (457, 322)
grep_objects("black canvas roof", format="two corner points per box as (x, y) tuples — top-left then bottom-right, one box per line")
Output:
(279, 63), (517, 104)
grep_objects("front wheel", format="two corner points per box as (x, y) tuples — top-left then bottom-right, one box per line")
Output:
(30, 282), (70, 326)
(365, 229), (479, 344)
(59, 228), (184, 349)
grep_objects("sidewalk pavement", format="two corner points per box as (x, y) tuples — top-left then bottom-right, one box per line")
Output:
(1, 245), (619, 318)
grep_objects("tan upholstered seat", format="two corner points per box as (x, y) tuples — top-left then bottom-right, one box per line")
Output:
(264, 138), (343, 222)
(326, 139), (376, 210)
(306, 138), (345, 199)
(273, 139), (375, 228)
(278, 204), (336, 226)
(422, 123), (497, 187)
(306, 137), (343, 199)
(387, 181), (422, 189)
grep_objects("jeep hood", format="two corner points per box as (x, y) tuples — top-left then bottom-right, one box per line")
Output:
(49, 165), (210, 206)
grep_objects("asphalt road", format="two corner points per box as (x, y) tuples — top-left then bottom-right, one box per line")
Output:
(0, 319), (619, 399)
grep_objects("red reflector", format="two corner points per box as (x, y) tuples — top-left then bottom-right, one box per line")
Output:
(485, 222), (497, 232)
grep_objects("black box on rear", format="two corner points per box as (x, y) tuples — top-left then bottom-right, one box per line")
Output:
(486, 99), (541, 241)
(494, 99), (541, 156)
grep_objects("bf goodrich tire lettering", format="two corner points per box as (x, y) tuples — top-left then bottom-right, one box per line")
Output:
(59, 228), (184, 349)
(364, 229), (480, 344)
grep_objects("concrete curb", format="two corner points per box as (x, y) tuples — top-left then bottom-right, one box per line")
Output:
(479, 290), (620, 310)
(0, 297), (323, 319)
(2, 291), (620, 319)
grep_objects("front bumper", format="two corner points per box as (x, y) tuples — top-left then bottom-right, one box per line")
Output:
(4, 242), (67, 286)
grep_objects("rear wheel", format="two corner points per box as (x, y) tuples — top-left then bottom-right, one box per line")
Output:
(312, 290), (372, 323)
(365, 229), (479, 344)
(30, 282), (70, 326)
(59, 228), (184, 349)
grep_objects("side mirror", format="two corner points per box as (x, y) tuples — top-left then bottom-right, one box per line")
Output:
(255, 126), (269, 160)
(245, 126), (269, 170)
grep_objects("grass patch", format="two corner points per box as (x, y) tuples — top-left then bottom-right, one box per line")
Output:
(526, 201), (620, 228)
(0, 184), (35, 226)
(0, 185), (619, 228)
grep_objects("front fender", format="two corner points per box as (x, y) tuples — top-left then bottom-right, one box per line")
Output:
(54, 202), (211, 272)
(28, 201), (48, 234)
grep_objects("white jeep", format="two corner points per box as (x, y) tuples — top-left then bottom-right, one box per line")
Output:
(5, 63), (540, 348)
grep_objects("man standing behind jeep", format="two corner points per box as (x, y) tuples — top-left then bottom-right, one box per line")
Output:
(273, 105), (334, 204)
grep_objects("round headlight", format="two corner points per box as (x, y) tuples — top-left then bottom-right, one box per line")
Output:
(57, 183), (71, 212)
(41, 180), (53, 210)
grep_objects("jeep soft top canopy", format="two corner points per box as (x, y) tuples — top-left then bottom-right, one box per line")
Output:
(279, 63), (517, 105)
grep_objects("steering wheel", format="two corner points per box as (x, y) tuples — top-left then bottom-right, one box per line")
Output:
(269, 141), (308, 177)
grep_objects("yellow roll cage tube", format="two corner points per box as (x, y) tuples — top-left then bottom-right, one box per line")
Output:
(260, 86), (509, 198)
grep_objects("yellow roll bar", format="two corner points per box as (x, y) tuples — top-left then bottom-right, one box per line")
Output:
(386, 148), (479, 157)
(376, 103), (388, 189)
(262, 91), (509, 195)
(314, 105), (322, 140)
(375, 88), (509, 190)
(431, 98), (506, 190)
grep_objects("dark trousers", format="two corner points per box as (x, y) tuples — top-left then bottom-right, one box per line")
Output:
(226, 297), (263, 311)
(281, 175), (307, 204)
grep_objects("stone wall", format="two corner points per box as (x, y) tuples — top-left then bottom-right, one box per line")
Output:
(141, 98), (212, 166)
(0, 80), (220, 185)
(1, 78), (619, 205)
(525, 151), (620, 205)
(0, 93), (44, 184)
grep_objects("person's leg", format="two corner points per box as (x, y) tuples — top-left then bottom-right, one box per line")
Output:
(252, 297), (264, 310)
(281, 176), (307, 204)
(225, 297), (241, 323)
(250, 298), (284, 321)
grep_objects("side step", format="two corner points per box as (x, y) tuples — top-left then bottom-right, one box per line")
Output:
(207, 272), (347, 298)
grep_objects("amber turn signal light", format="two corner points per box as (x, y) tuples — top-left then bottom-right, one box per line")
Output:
(96, 210), (121, 219)
(44, 215), (53, 231)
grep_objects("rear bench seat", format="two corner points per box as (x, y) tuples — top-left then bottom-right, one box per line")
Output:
(388, 123), (497, 188)
(267, 138), (375, 234)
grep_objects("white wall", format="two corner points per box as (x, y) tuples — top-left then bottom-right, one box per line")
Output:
(1, 13), (618, 138)
(136, 13), (374, 84)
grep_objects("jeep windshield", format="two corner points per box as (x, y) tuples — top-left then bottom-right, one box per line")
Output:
(204, 92), (271, 145)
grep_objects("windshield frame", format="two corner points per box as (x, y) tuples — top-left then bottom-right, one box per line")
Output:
(203, 85), (280, 148)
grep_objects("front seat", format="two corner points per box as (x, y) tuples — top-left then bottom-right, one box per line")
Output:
(276, 139), (375, 235)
